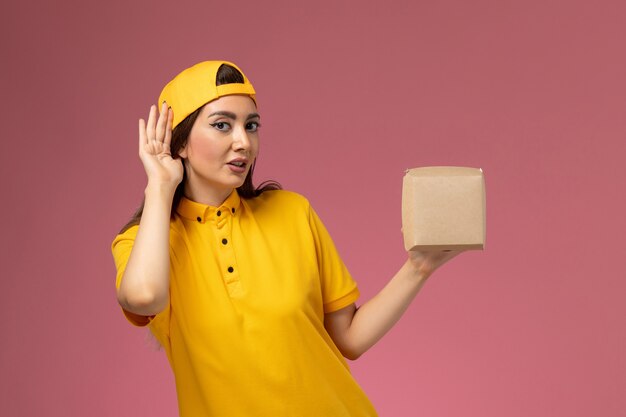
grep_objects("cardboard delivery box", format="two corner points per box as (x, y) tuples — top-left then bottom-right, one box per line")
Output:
(402, 166), (486, 251)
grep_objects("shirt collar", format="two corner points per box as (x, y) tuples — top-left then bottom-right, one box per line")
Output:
(176, 190), (241, 224)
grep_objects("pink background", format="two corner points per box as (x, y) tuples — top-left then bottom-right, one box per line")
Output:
(2, 0), (625, 416)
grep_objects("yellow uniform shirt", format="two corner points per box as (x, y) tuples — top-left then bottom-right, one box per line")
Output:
(112, 190), (378, 416)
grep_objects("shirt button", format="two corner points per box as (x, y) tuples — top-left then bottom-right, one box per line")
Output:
(217, 210), (221, 216)
(196, 216), (202, 222)
(228, 266), (234, 273)
(222, 238), (228, 245)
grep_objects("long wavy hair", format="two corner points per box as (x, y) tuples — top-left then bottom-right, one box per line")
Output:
(119, 64), (281, 234)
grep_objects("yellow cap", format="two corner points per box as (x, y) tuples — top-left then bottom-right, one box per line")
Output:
(157, 60), (256, 129)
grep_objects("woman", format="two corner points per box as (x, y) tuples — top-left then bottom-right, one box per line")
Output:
(112, 60), (459, 416)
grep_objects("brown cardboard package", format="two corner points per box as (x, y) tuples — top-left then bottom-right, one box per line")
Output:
(402, 166), (486, 251)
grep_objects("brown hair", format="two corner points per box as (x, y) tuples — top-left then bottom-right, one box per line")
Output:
(119, 64), (280, 234)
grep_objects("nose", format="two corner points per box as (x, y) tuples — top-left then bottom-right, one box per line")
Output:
(232, 125), (251, 152)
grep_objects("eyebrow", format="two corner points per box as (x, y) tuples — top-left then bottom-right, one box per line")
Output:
(207, 111), (260, 120)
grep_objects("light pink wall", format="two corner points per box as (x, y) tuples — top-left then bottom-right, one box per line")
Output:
(2, 0), (625, 416)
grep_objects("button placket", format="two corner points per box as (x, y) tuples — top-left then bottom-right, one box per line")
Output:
(215, 209), (228, 229)
(216, 208), (241, 296)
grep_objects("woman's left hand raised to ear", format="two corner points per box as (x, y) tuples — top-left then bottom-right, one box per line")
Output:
(407, 250), (462, 281)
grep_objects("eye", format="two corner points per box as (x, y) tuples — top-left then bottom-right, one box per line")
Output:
(246, 121), (261, 132)
(210, 122), (231, 131)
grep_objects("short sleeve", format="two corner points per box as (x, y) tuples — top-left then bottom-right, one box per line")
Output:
(307, 205), (360, 313)
(111, 225), (156, 327)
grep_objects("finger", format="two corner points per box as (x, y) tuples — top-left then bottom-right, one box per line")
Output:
(445, 251), (462, 262)
(163, 106), (174, 147)
(156, 101), (168, 142)
(434, 250), (453, 262)
(146, 104), (157, 141)
(435, 250), (461, 267)
(138, 118), (147, 150)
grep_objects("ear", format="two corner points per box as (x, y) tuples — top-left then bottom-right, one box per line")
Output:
(178, 145), (188, 159)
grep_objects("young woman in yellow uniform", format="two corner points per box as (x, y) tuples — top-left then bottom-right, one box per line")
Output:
(112, 60), (459, 416)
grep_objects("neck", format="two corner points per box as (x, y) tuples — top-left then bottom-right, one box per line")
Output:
(183, 181), (233, 207)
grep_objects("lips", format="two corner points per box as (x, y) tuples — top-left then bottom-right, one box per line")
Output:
(228, 161), (246, 168)
(227, 157), (249, 172)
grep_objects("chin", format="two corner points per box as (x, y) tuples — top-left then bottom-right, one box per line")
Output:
(227, 177), (247, 190)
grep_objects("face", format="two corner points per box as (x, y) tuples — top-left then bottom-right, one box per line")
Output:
(179, 94), (260, 204)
